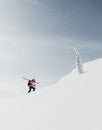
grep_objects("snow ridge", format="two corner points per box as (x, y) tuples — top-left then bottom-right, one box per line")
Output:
(0, 58), (102, 130)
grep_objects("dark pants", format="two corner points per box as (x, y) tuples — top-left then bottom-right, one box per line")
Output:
(28, 86), (35, 93)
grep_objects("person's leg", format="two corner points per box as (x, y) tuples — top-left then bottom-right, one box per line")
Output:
(28, 87), (31, 93)
(33, 87), (35, 91)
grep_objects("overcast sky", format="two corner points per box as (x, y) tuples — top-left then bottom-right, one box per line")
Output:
(0, 0), (102, 87)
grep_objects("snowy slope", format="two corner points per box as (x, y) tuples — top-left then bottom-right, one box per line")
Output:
(0, 58), (102, 130)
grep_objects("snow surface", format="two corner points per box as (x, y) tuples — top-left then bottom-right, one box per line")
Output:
(0, 58), (102, 130)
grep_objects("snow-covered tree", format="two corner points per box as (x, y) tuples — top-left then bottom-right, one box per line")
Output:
(74, 48), (83, 74)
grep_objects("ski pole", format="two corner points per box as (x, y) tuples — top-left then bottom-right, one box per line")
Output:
(23, 77), (30, 80)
